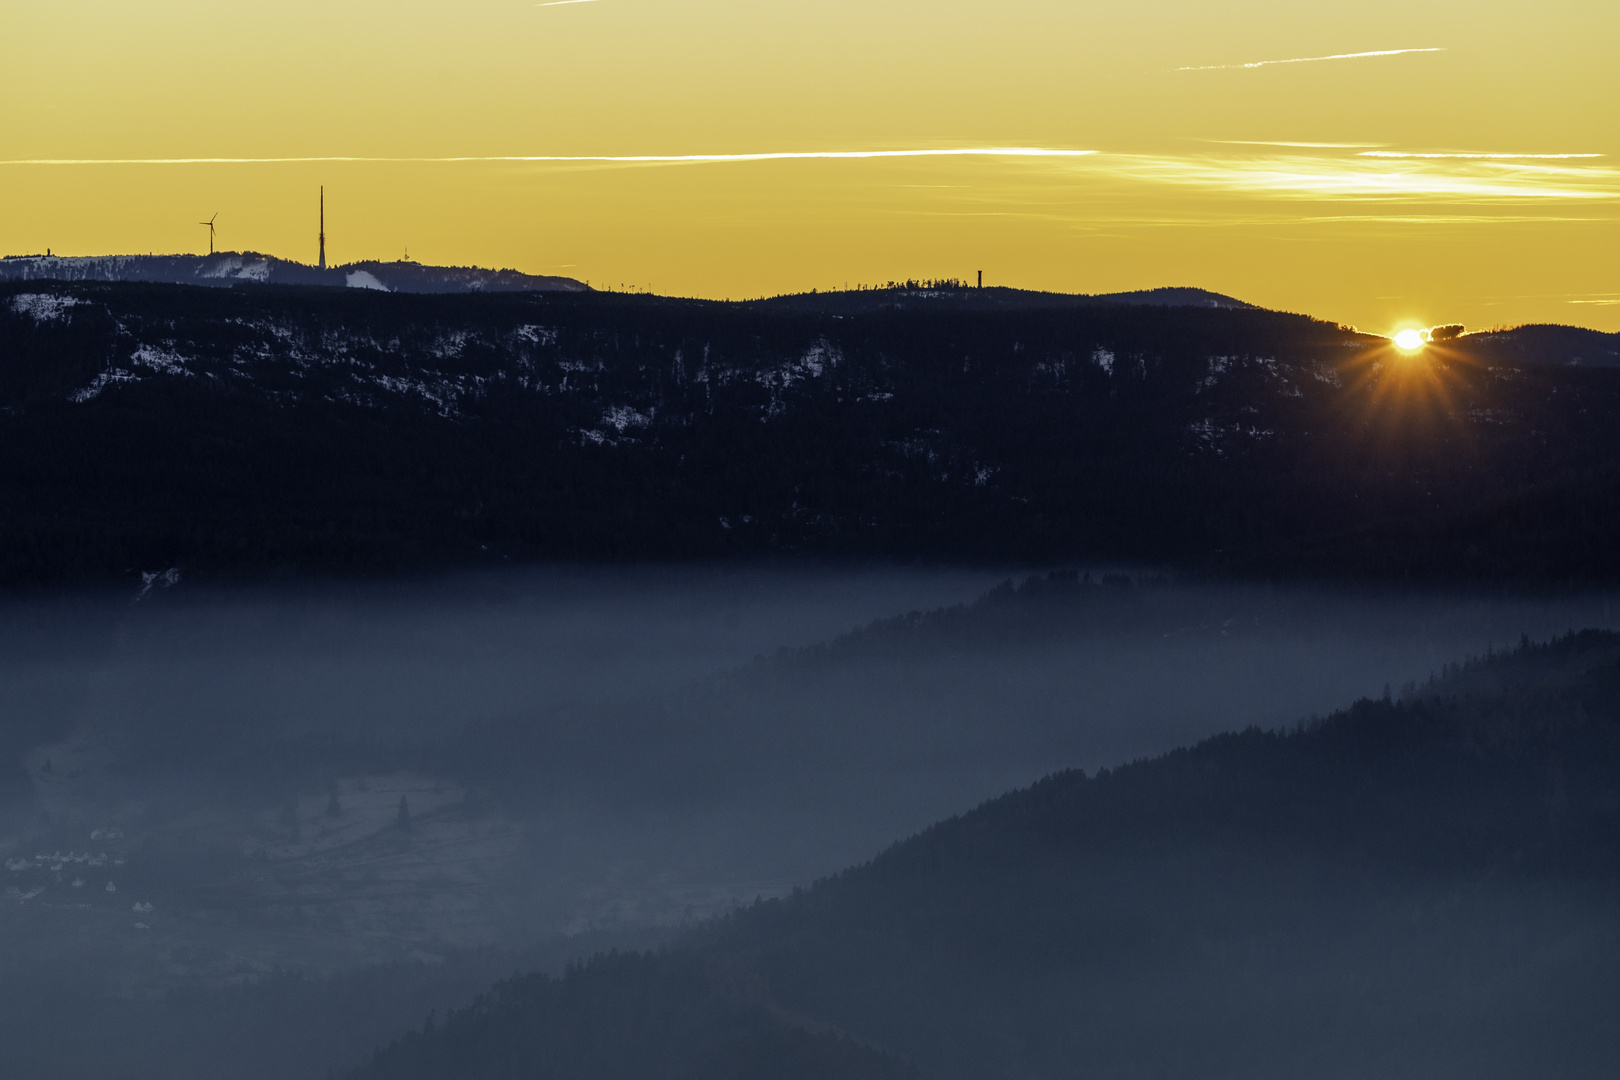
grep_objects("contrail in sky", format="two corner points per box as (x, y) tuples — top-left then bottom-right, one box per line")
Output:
(536, 1), (600, 6)
(1176, 48), (1444, 71)
(0, 148), (1098, 166)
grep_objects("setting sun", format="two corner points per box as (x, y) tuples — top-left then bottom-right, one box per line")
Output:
(1393, 328), (1427, 351)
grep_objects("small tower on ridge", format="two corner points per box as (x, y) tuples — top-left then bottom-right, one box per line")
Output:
(318, 187), (326, 270)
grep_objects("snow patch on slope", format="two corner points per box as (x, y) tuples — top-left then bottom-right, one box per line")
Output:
(69, 369), (139, 403)
(602, 405), (651, 433)
(201, 257), (270, 282)
(130, 345), (193, 376)
(10, 293), (81, 322)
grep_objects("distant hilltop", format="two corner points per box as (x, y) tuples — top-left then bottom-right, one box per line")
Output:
(753, 282), (1258, 313)
(0, 251), (589, 294)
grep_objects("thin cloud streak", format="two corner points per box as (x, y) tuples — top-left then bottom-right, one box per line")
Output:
(536, 0), (599, 6)
(6, 146), (1610, 203)
(1089, 152), (1620, 201)
(1206, 140), (1384, 149)
(1361, 151), (1603, 160)
(1176, 47), (1443, 72)
(1296, 214), (1601, 224)
(0, 148), (1096, 167)
(903, 209), (1601, 227)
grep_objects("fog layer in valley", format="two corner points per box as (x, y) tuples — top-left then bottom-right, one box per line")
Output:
(1, 564), (1616, 1078)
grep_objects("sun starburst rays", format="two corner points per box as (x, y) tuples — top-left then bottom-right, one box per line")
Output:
(1330, 333), (1489, 458)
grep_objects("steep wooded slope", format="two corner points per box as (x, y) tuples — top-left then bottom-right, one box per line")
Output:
(355, 632), (1620, 1080)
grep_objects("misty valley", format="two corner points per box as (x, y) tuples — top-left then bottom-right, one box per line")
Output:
(2, 567), (1618, 1079)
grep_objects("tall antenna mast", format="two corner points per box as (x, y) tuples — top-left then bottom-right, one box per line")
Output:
(318, 187), (326, 270)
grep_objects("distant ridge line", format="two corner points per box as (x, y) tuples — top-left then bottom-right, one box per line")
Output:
(0, 258), (1251, 308)
(0, 251), (588, 294)
(753, 283), (1258, 313)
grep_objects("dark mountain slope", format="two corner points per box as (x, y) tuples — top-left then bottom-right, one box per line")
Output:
(1454, 324), (1620, 369)
(356, 952), (915, 1080)
(5, 281), (1620, 586)
(354, 632), (1620, 1080)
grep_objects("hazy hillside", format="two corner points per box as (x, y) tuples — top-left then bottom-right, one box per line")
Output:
(353, 630), (1620, 1080)
(4, 281), (1620, 587)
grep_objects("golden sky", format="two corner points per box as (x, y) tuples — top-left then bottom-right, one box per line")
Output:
(4, 0), (1616, 331)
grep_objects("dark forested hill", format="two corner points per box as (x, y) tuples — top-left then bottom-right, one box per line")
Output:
(753, 282), (1256, 313)
(353, 631), (1620, 1080)
(4, 280), (1620, 586)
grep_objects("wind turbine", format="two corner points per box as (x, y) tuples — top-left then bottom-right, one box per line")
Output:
(200, 213), (218, 255)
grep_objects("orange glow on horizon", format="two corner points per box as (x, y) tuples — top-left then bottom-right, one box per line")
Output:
(2, 0), (1615, 330)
